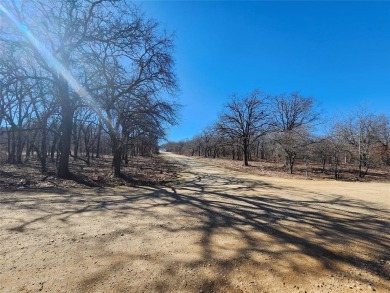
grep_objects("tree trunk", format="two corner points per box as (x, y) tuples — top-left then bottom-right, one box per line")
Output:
(16, 128), (23, 164)
(123, 140), (129, 166)
(112, 145), (122, 177)
(40, 122), (48, 173)
(50, 136), (58, 162)
(25, 140), (31, 162)
(334, 153), (339, 180)
(243, 140), (249, 166)
(110, 135), (123, 177)
(7, 129), (16, 164)
(256, 140), (260, 160)
(57, 78), (73, 179)
(72, 123), (79, 161)
(321, 156), (326, 173)
(83, 128), (91, 165)
(95, 122), (102, 158)
(287, 151), (296, 174)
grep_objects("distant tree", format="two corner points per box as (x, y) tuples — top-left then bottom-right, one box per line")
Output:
(374, 114), (390, 166)
(217, 90), (270, 166)
(272, 92), (319, 173)
(311, 137), (332, 173)
(191, 135), (203, 156)
(328, 134), (345, 180)
(0, 79), (33, 164)
(29, 79), (59, 172)
(335, 110), (388, 177)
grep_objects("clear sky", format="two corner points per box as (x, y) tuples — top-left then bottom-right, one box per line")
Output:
(138, 1), (390, 142)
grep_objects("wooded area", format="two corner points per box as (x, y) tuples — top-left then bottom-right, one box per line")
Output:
(1, 2), (389, 292)
(164, 91), (390, 180)
(0, 0), (388, 183)
(0, 0), (177, 179)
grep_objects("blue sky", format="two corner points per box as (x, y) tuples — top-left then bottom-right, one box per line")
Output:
(139, 1), (390, 142)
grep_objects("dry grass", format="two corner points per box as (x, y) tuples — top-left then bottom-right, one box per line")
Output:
(191, 156), (390, 182)
(0, 154), (181, 190)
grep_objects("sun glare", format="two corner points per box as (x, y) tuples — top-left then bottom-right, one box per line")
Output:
(0, 3), (104, 120)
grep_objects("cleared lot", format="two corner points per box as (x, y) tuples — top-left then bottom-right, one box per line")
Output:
(1, 152), (389, 292)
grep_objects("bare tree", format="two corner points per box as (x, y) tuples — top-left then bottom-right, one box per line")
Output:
(29, 79), (59, 172)
(335, 110), (388, 177)
(84, 21), (177, 176)
(1, 0), (177, 178)
(374, 114), (390, 166)
(217, 90), (270, 166)
(272, 92), (318, 173)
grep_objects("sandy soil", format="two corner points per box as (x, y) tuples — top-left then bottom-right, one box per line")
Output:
(1, 152), (389, 293)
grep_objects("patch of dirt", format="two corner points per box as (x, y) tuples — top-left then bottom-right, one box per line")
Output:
(0, 152), (389, 292)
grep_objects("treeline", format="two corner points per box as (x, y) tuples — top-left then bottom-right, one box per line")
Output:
(0, 0), (177, 178)
(164, 90), (389, 179)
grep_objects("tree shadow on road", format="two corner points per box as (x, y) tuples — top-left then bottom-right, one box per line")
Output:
(1, 174), (389, 292)
(155, 175), (390, 291)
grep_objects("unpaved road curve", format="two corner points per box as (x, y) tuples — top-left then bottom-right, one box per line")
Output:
(1, 152), (389, 293)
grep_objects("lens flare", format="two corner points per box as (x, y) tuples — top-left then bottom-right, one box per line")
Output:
(0, 3), (108, 126)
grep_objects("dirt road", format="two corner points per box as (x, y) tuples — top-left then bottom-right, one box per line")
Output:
(1, 152), (389, 292)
